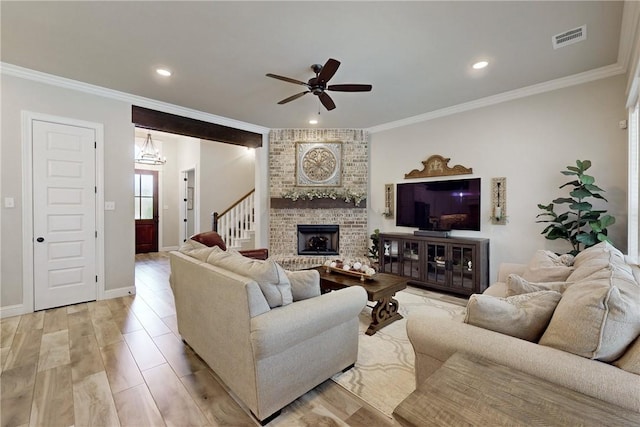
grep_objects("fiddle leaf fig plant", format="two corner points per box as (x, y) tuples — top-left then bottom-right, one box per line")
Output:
(369, 229), (380, 259)
(536, 160), (615, 256)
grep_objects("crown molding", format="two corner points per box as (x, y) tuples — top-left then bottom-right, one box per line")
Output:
(618, 0), (640, 73)
(621, 1), (640, 106)
(368, 63), (626, 134)
(0, 60), (628, 136)
(0, 62), (270, 135)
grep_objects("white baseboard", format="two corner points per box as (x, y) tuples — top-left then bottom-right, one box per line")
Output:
(161, 246), (179, 252)
(0, 304), (27, 319)
(102, 286), (136, 300)
(0, 286), (136, 319)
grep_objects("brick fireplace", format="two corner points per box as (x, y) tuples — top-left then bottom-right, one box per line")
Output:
(269, 129), (369, 268)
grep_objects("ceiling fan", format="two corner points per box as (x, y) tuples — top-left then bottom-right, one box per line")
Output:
(266, 58), (372, 111)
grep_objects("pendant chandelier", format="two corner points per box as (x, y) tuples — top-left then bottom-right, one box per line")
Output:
(135, 132), (166, 165)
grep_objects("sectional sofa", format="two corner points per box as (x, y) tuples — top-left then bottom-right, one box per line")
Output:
(406, 242), (640, 413)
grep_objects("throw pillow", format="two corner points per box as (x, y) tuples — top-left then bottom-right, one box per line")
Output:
(207, 246), (293, 308)
(629, 261), (640, 287)
(506, 274), (572, 296)
(614, 336), (640, 375)
(568, 248), (633, 283)
(539, 265), (640, 362)
(573, 241), (625, 267)
(286, 269), (321, 301)
(464, 291), (562, 342)
(521, 250), (574, 282)
(178, 240), (216, 261)
(189, 231), (227, 250)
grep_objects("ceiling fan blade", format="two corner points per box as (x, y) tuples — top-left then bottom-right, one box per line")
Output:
(277, 91), (310, 105)
(266, 73), (309, 86)
(317, 58), (340, 83)
(318, 92), (336, 111)
(328, 84), (373, 92)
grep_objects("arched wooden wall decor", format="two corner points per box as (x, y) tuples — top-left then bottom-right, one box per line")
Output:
(404, 155), (473, 179)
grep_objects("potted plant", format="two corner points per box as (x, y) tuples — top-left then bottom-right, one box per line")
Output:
(536, 160), (615, 255)
(368, 229), (380, 260)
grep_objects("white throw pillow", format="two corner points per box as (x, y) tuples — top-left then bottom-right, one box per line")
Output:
(568, 246), (633, 283)
(207, 246), (293, 308)
(285, 269), (321, 301)
(521, 250), (574, 282)
(506, 274), (572, 296)
(464, 291), (562, 342)
(573, 241), (625, 267)
(614, 336), (640, 375)
(539, 265), (640, 362)
(178, 239), (216, 261)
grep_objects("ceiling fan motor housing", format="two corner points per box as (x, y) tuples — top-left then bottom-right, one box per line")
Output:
(266, 58), (372, 111)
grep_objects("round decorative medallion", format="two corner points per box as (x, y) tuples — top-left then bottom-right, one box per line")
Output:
(302, 147), (337, 182)
(296, 141), (342, 186)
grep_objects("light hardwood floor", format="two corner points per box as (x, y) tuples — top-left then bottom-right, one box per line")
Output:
(1, 252), (402, 427)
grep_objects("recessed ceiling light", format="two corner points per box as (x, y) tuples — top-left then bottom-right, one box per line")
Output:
(156, 68), (172, 77)
(309, 119), (318, 125)
(472, 61), (489, 70)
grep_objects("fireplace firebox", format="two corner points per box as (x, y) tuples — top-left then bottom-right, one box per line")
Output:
(297, 225), (339, 255)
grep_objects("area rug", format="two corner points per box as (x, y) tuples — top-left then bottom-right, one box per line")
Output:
(331, 287), (466, 417)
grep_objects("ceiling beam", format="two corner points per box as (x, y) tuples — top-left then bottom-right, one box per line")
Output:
(132, 105), (262, 148)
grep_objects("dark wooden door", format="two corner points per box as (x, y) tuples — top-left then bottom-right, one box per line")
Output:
(135, 169), (159, 253)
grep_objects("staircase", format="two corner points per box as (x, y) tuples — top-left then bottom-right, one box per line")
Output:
(212, 190), (256, 251)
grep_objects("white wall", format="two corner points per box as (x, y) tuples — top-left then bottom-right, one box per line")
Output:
(158, 136), (180, 250)
(1, 74), (259, 313)
(199, 141), (255, 232)
(1, 74), (135, 307)
(370, 75), (629, 282)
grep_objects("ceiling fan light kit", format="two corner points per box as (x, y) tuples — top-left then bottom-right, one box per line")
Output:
(266, 58), (372, 111)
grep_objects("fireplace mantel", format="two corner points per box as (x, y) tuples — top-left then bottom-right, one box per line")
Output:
(270, 198), (366, 209)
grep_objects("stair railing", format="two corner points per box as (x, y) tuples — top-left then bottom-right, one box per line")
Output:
(212, 189), (255, 248)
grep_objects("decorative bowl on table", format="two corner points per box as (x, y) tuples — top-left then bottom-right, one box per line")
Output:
(323, 259), (376, 281)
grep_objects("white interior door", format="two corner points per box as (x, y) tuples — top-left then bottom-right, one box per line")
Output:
(33, 120), (97, 310)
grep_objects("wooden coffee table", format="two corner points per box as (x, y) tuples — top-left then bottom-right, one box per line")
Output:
(315, 267), (407, 335)
(394, 352), (640, 426)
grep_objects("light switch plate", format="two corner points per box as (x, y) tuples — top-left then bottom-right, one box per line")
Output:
(4, 197), (15, 208)
(105, 201), (116, 210)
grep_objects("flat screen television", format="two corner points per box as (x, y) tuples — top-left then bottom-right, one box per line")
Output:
(396, 178), (481, 231)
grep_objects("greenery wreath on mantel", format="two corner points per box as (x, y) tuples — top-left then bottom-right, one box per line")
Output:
(282, 188), (366, 206)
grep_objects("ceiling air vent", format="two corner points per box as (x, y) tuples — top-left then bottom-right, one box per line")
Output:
(553, 25), (587, 49)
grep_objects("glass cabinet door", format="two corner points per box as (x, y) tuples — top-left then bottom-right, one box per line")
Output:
(450, 244), (475, 291)
(401, 240), (421, 280)
(426, 243), (447, 286)
(380, 237), (400, 274)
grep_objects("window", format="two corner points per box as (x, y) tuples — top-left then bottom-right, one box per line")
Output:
(134, 172), (155, 220)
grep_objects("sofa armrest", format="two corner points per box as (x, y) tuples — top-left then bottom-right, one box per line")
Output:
(250, 286), (367, 359)
(407, 312), (640, 413)
(238, 248), (269, 260)
(497, 262), (526, 282)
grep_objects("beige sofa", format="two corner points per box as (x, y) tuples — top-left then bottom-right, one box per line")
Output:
(407, 242), (640, 413)
(169, 244), (367, 424)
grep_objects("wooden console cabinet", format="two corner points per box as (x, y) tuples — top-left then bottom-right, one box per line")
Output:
(379, 233), (489, 296)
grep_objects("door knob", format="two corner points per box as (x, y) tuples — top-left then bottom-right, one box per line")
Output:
(36, 237), (45, 242)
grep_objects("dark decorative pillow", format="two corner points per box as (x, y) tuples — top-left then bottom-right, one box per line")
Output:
(189, 231), (227, 250)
